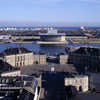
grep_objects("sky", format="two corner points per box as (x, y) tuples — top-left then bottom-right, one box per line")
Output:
(0, 0), (100, 26)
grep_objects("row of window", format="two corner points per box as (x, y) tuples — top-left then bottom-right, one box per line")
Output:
(16, 56), (25, 62)
(66, 79), (83, 85)
(16, 62), (25, 67)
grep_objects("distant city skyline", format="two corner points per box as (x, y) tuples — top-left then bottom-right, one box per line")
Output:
(0, 0), (100, 26)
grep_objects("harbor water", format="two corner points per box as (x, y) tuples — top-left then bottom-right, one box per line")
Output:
(0, 43), (100, 55)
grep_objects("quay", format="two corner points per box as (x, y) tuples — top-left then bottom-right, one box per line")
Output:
(11, 41), (34, 44)
(37, 41), (68, 44)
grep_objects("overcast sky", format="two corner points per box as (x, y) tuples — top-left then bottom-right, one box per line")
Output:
(0, 0), (100, 26)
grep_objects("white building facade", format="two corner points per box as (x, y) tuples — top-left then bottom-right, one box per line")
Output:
(65, 75), (88, 92)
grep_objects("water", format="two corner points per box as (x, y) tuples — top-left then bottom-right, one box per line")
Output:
(0, 43), (100, 55)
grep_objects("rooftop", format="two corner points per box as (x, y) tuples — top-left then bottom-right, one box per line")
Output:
(73, 47), (100, 56)
(0, 60), (19, 74)
(0, 47), (32, 56)
(0, 76), (38, 94)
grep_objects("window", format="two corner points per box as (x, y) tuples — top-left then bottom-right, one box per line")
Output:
(20, 62), (22, 66)
(24, 55), (25, 61)
(16, 63), (18, 67)
(18, 56), (20, 61)
(80, 80), (82, 84)
(21, 56), (23, 61)
(79, 86), (82, 92)
(75, 80), (77, 83)
(36, 61), (38, 64)
(23, 62), (25, 66)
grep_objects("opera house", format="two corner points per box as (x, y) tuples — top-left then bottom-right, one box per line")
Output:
(37, 28), (67, 44)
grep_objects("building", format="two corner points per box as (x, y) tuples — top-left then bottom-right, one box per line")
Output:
(33, 53), (47, 64)
(65, 74), (88, 92)
(38, 28), (66, 44)
(0, 35), (11, 42)
(58, 54), (69, 64)
(0, 75), (41, 100)
(80, 26), (86, 31)
(89, 73), (100, 92)
(60, 46), (100, 72)
(0, 47), (47, 68)
(40, 28), (66, 42)
(66, 36), (87, 40)
(69, 47), (100, 72)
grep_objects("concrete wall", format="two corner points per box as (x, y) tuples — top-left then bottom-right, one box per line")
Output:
(65, 76), (88, 92)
